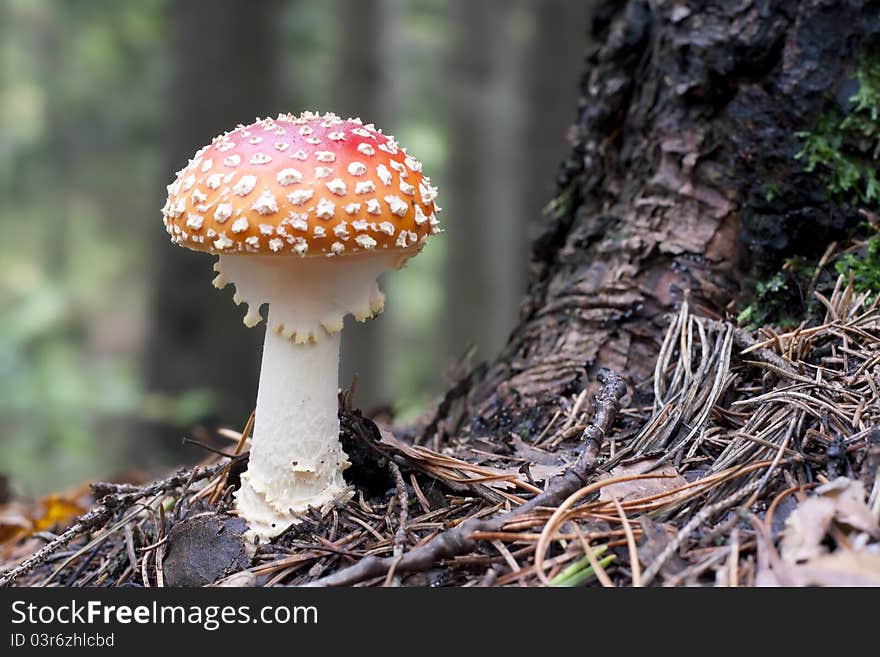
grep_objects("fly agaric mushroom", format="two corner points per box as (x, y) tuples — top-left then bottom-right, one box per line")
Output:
(162, 111), (440, 540)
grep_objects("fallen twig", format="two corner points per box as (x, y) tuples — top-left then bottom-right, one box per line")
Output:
(305, 368), (627, 587)
(0, 461), (236, 587)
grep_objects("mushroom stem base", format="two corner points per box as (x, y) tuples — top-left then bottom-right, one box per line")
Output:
(235, 321), (349, 541)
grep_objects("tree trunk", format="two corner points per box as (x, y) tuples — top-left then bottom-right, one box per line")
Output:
(144, 0), (282, 444)
(334, 0), (392, 409)
(445, 0), (535, 364)
(453, 0), (880, 437)
(521, 0), (592, 261)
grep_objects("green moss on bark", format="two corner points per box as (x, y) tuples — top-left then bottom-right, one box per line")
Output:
(796, 50), (880, 209)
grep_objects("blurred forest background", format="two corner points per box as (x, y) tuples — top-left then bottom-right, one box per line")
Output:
(0, 0), (591, 495)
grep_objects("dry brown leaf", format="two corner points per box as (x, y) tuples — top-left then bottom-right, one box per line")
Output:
(796, 550), (880, 587)
(0, 494), (85, 548)
(598, 458), (688, 504)
(0, 508), (31, 545)
(780, 497), (836, 563)
(814, 478), (879, 535)
(32, 495), (85, 533)
(781, 478), (879, 564)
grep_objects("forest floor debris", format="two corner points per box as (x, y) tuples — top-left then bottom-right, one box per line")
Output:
(1, 276), (879, 587)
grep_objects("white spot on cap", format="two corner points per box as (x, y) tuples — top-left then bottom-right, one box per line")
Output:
(352, 128), (373, 138)
(328, 131), (345, 141)
(249, 153), (272, 165)
(289, 216), (309, 231)
(315, 151), (336, 163)
(376, 164), (392, 186)
(168, 199), (186, 218)
(291, 149), (308, 160)
(214, 233), (234, 249)
(399, 179), (415, 196)
(288, 189), (314, 205)
(252, 190), (278, 215)
(299, 125), (314, 136)
(214, 203), (233, 223)
(355, 235), (377, 249)
(414, 205), (428, 225)
(201, 159), (214, 172)
(217, 140), (236, 152)
(274, 142), (289, 152)
(333, 222), (349, 238)
(419, 181), (438, 203)
(224, 154), (241, 167)
(259, 224), (274, 235)
(182, 174), (196, 192)
(405, 156), (422, 172)
(384, 195), (408, 217)
(269, 237), (284, 252)
(352, 220), (368, 232)
(293, 241), (308, 256)
(395, 231), (408, 247)
(389, 160), (406, 176)
(245, 236), (260, 249)
(186, 214), (204, 230)
(206, 173), (224, 189)
(347, 161), (367, 176)
(315, 198), (335, 219)
(366, 199), (381, 215)
(276, 168), (302, 185)
(248, 136), (263, 145)
(326, 178), (347, 195)
(355, 180), (376, 194)
(306, 137), (321, 145)
(233, 175), (257, 196)
(378, 221), (395, 235)
(314, 166), (333, 179)
(192, 189), (208, 203)
(357, 143), (375, 156)
(344, 202), (361, 215)
(331, 241), (345, 254)
(231, 217), (249, 234)
(313, 225), (326, 238)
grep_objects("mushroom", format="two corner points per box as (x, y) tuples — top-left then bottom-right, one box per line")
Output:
(161, 111), (440, 540)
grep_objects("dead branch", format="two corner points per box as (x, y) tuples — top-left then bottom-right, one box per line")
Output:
(0, 460), (237, 587)
(305, 368), (627, 587)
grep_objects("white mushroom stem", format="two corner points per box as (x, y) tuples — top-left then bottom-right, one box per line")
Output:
(235, 320), (347, 540)
(214, 249), (417, 540)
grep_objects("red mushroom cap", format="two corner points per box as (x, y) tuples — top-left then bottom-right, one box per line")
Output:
(162, 112), (440, 257)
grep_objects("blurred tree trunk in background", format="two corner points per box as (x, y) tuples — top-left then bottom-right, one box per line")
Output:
(144, 0), (282, 450)
(445, 0), (880, 437)
(334, 0), (392, 409)
(521, 0), (590, 248)
(444, 0), (588, 369)
(445, 0), (525, 365)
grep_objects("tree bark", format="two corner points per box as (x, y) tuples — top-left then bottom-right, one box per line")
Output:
(144, 0), (282, 443)
(455, 0), (880, 436)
